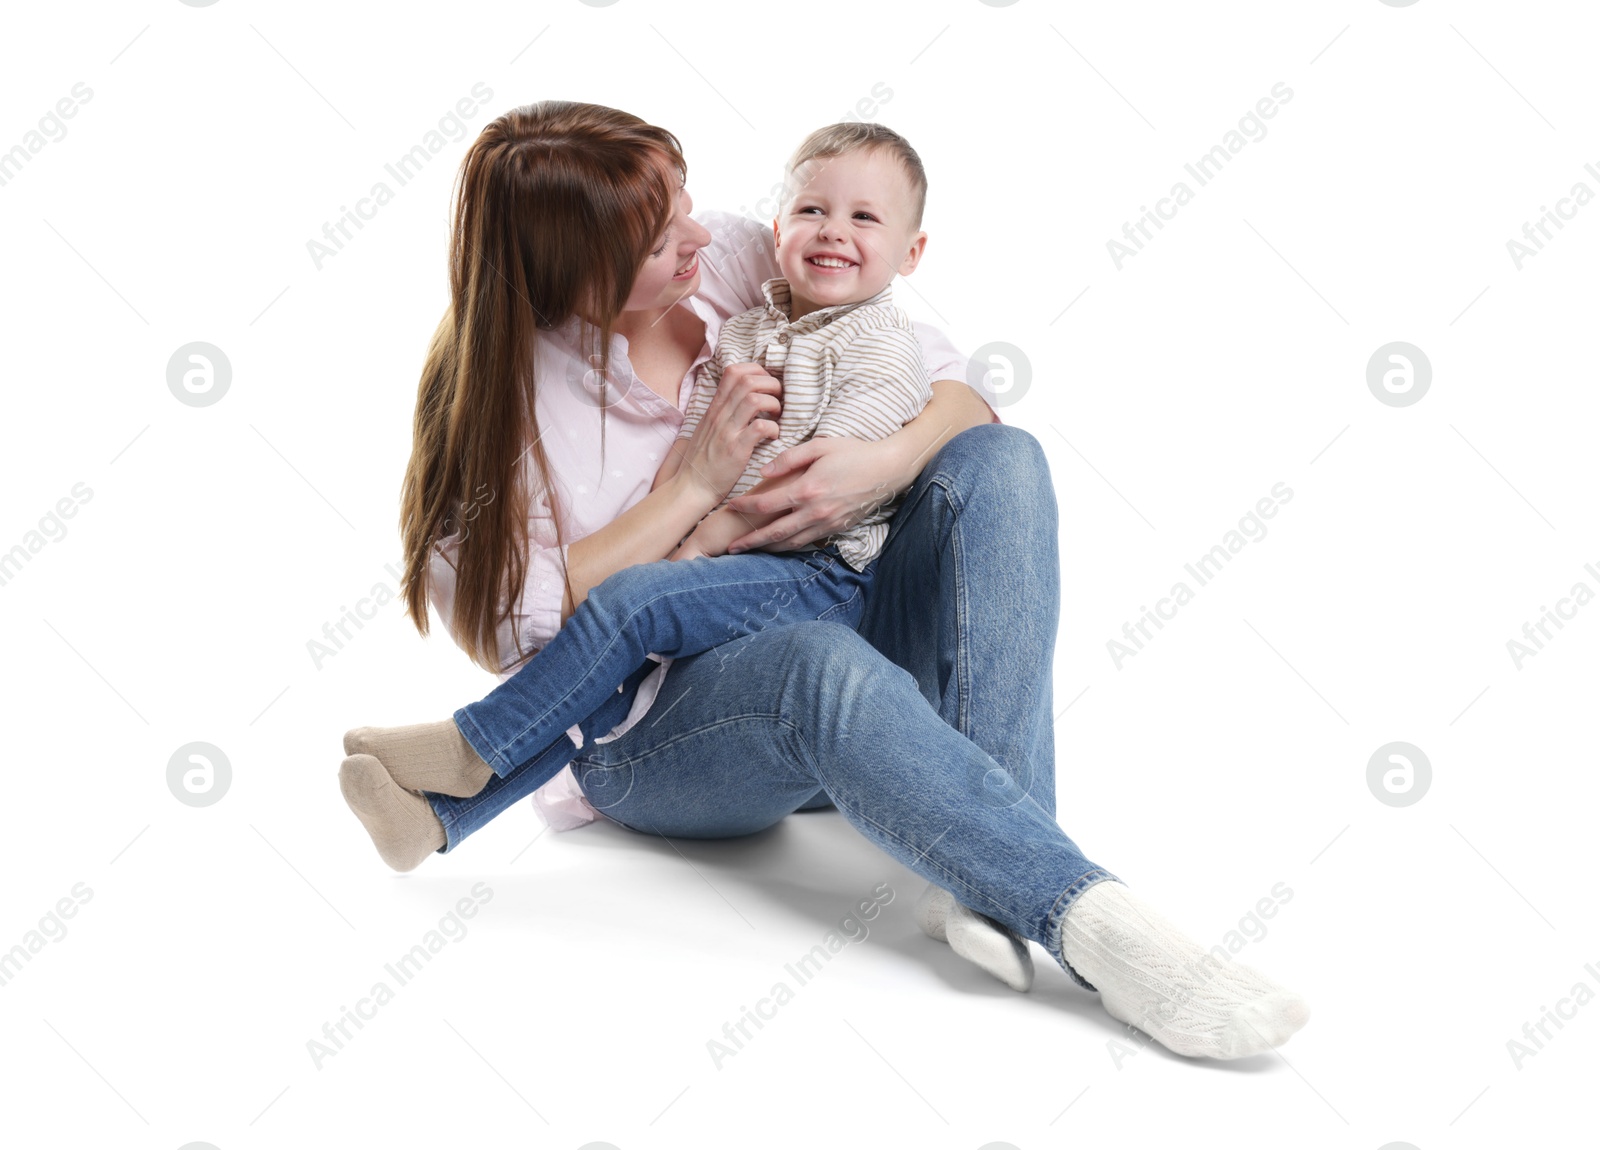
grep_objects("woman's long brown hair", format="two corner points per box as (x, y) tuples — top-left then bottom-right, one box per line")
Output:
(400, 101), (685, 672)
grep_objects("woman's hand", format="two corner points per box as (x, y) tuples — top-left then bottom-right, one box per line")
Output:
(721, 378), (996, 554)
(674, 361), (782, 504)
(722, 436), (903, 554)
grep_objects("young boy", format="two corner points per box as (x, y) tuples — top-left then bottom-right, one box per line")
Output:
(656, 122), (932, 566)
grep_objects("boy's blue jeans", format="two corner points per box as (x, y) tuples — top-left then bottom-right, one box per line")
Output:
(451, 541), (873, 782)
(426, 423), (1118, 982)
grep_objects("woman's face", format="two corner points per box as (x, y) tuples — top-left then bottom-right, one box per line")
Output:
(622, 185), (711, 314)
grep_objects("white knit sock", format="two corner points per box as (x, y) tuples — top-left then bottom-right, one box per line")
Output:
(1060, 881), (1309, 1059)
(915, 883), (1034, 992)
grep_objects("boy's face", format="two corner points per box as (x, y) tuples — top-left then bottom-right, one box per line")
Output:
(774, 147), (927, 317)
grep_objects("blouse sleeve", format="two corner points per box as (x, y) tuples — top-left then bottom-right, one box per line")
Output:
(910, 319), (1001, 425)
(426, 482), (571, 673)
(691, 210), (781, 316)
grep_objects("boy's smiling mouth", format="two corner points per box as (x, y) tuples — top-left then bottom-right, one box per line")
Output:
(805, 254), (857, 271)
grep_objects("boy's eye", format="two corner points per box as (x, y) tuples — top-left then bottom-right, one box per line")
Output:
(854, 212), (878, 222)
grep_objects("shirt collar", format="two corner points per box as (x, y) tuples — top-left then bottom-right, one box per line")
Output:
(550, 311), (709, 417)
(760, 277), (894, 331)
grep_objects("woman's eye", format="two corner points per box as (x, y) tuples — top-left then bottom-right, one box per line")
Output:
(651, 241), (668, 257)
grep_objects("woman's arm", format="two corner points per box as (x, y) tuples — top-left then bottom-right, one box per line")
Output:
(651, 438), (688, 492)
(720, 377), (996, 554)
(558, 471), (722, 627)
(564, 362), (784, 621)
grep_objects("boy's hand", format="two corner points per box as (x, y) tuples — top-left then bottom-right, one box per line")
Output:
(668, 536), (711, 562)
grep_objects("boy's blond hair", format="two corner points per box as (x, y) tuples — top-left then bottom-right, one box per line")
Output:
(783, 122), (928, 230)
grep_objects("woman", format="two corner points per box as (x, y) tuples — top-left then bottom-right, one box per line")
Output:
(340, 101), (1309, 1061)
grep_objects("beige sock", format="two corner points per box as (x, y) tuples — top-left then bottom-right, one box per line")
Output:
(339, 755), (447, 872)
(343, 720), (494, 798)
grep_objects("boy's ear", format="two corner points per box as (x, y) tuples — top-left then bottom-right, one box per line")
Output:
(897, 230), (928, 276)
(772, 218), (781, 249)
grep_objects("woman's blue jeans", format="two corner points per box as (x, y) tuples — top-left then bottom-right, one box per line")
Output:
(426, 423), (1118, 981)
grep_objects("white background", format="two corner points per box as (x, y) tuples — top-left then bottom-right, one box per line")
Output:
(1, 1), (1596, 1147)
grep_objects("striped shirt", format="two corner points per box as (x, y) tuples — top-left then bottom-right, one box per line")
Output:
(676, 277), (931, 571)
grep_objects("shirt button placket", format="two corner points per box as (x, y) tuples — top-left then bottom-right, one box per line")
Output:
(763, 334), (788, 373)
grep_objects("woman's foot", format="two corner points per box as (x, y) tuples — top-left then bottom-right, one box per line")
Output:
(343, 719), (494, 798)
(1060, 881), (1309, 1060)
(915, 883), (1034, 992)
(339, 754), (447, 872)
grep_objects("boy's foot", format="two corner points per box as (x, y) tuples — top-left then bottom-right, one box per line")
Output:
(343, 719), (494, 798)
(915, 882), (1034, 992)
(340, 754), (447, 872)
(1059, 881), (1309, 1059)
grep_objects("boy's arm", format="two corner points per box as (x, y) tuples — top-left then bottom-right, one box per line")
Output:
(714, 320), (933, 557)
(669, 475), (790, 558)
(692, 321), (929, 559)
(810, 320), (934, 444)
(722, 376), (988, 555)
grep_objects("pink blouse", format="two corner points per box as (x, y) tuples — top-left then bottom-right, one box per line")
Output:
(426, 210), (997, 830)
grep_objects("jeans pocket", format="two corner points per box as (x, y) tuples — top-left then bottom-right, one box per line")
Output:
(817, 585), (862, 623)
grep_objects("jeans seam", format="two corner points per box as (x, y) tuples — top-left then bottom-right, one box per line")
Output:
(929, 472), (973, 743)
(577, 713), (819, 829)
(452, 709), (514, 776)
(430, 777), (506, 852)
(817, 585), (861, 622)
(589, 712), (802, 774)
(782, 705), (1037, 938)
